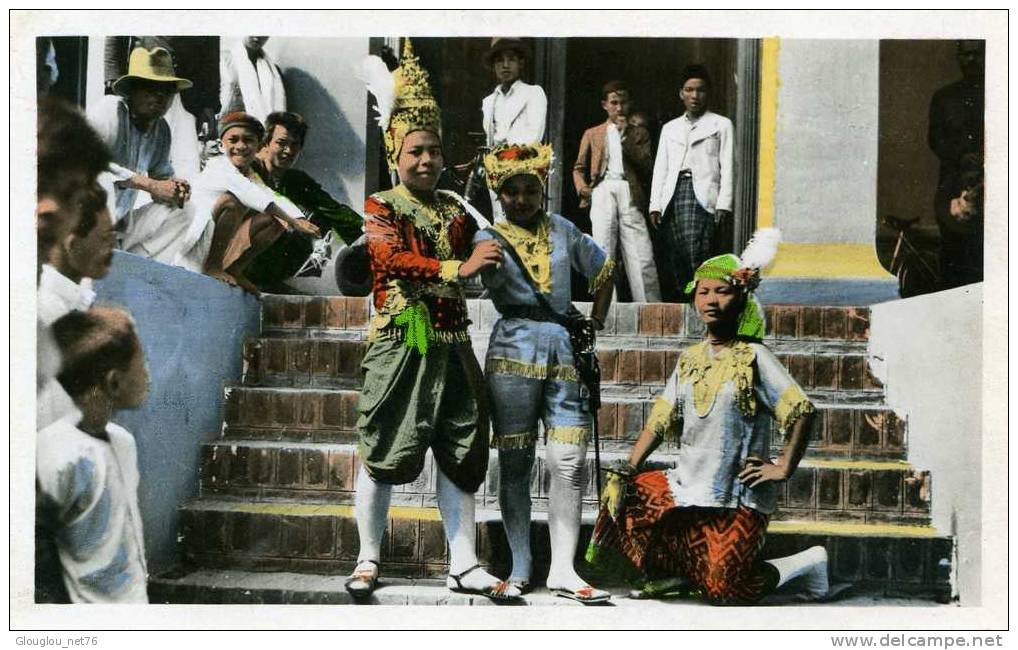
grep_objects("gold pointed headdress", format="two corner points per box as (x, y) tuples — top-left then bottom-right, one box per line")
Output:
(483, 142), (554, 193)
(360, 39), (443, 171)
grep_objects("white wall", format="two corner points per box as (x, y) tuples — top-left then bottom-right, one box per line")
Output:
(869, 284), (982, 605)
(265, 37), (368, 209)
(774, 40), (880, 244)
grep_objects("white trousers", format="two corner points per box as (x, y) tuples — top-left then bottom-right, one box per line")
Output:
(589, 180), (661, 302)
(119, 202), (196, 266)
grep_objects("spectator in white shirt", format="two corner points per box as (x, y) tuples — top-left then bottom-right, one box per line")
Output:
(481, 38), (547, 221)
(38, 185), (116, 430)
(573, 81), (660, 302)
(649, 65), (734, 301)
(37, 307), (151, 603)
(219, 37), (286, 123)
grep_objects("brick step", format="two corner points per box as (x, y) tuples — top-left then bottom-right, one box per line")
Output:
(261, 295), (872, 344)
(240, 336), (883, 395)
(199, 442), (930, 525)
(222, 386), (906, 459)
(149, 568), (949, 606)
(176, 500), (951, 600)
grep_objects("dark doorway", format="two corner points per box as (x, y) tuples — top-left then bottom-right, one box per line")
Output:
(558, 38), (738, 232)
(37, 36), (89, 105)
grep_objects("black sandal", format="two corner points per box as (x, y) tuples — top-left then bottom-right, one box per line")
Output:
(345, 560), (380, 599)
(446, 564), (521, 601)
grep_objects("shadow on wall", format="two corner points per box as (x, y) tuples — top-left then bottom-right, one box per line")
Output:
(283, 67), (363, 207)
(94, 251), (261, 574)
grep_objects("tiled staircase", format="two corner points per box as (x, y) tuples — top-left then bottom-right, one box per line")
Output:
(149, 296), (953, 605)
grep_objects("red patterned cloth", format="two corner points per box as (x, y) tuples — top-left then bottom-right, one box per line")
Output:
(364, 188), (477, 333)
(586, 470), (778, 604)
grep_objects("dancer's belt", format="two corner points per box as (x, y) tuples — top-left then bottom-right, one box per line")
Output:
(499, 305), (562, 323)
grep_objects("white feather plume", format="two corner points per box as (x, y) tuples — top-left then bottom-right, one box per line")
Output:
(738, 227), (782, 270)
(358, 56), (396, 130)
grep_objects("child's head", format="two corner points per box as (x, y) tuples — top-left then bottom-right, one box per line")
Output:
(47, 185), (115, 282)
(628, 111), (649, 130)
(52, 307), (149, 409)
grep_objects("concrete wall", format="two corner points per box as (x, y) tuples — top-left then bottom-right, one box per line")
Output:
(265, 37), (368, 210)
(94, 252), (261, 574)
(869, 284), (982, 605)
(774, 40), (880, 244)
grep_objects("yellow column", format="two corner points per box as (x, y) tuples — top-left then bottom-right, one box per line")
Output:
(754, 37), (892, 282)
(756, 36), (780, 230)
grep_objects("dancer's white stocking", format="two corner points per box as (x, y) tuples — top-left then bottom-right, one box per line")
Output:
(544, 440), (588, 591)
(497, 447), (535, 582)
(765, 545), (829, 599)
(436, 466), (503, 591)
(354, 467), (391, 564)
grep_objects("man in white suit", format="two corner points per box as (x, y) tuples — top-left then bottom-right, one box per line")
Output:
(649, 64), (735, 301)
(481, 38), (547, 220)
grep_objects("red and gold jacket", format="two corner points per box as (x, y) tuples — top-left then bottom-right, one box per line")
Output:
(364, 185), (476, 342)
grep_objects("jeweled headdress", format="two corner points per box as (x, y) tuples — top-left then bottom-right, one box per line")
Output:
(685, 228), (782, 341)
(483, 142), (553, 193)
(360, 39), (442, 171)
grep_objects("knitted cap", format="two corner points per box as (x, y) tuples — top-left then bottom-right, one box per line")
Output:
(218, 111), (264, 139)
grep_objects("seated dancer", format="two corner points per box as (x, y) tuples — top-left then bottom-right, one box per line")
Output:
(587, 230), (831, 604)
(174, 112), (320, 294)
(345, 40), (519, 602)
(245, 111), (364, 287)
(475, 143), (615, 603)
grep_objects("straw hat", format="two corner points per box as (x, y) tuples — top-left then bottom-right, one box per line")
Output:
(112, 46), (192, 94)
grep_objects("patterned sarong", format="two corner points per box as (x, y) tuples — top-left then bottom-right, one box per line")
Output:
(664, 175), (715, 298)
(586, 470), (778, 604)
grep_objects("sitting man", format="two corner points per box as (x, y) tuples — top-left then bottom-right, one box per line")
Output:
(88, 45), (194, 264)
(244, 111), (363, 287)
(174, 112), (319, 295)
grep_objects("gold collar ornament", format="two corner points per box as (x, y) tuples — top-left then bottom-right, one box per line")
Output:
(678, 340), (757, 418)
(492, 213), (553, 294)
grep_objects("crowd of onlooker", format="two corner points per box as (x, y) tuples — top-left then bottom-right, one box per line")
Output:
(33, 35), (369, 603)
(37, 36), (364, 300)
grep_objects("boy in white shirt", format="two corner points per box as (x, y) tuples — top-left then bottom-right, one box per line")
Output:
(480, 38), (547, 221)
(36, 308), (151, 603)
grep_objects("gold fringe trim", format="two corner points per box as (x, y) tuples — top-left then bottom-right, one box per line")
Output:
(369, 326), (470, 346)
(491, 430), (538, 450)
(439, 260), (462, 283)
(774, 384), (815, 433)
(589, 257), (617, 293)
(646, 396), (681, 442)
(485, 357), (578, 383)
(679, 341), (757, 419)
(547, 426), (590, 446)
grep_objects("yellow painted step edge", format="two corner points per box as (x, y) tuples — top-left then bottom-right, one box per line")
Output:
(195, 502), (938, 537)
(801, 459), (914, 471)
